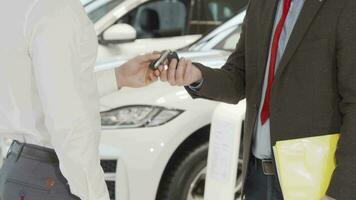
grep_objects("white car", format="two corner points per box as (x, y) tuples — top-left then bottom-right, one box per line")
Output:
(96, 11), (246, 200)
(82, 0), (247, 59)
(0, 7), (246, 200)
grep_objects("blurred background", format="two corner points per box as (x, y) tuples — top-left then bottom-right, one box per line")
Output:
(1, 1), (249, 200)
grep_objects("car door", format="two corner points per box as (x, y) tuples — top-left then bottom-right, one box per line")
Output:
(92, 0), (248, 60)
(98, 0), (200, 59)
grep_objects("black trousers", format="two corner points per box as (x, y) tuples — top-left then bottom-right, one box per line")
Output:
(244, 157), (284, 200)
(0, 141), (80, 200)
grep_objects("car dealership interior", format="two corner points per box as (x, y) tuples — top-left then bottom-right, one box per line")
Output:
(1, 0), (352, 200)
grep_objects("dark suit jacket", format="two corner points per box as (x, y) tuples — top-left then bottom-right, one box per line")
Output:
(186, 0), (356, 199)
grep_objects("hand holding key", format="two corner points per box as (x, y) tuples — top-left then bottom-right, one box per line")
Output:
(154, 52), (203, 87)
(116, 52), (161, 88)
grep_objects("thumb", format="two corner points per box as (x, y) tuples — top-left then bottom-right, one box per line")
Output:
(141, 52), (161, 62)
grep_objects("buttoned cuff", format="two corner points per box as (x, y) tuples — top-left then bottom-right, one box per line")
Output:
(188, 80), (204, 92)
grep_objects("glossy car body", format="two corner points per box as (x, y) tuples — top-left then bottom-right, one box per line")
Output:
(96, 11), (246, 200)
(82, 0), (247, 60)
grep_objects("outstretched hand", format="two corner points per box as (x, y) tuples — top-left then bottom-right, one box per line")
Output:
(116, 53), (161, 88)
(156, 57), (203, 86)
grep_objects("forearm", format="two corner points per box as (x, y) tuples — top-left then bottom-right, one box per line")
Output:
(186, 62), (246, 104)
(186, 12), (247, 104)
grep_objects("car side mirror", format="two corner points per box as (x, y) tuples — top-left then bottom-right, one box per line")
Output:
(101, 24), (137, 44)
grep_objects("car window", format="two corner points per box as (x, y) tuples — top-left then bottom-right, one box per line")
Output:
(188, 0), (248, 35)
(214, 28), (241, 52)
(84, 0), (124, 23)
(119, 0), (188, 39)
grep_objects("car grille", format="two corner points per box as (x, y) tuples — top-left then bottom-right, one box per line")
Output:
(105, 181), (116, 200)
(100, 159), (118, 200)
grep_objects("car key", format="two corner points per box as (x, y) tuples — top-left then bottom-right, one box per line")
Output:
(149, 50), (180, 70)
(149, 50), (172, 70)
(167, 51), (179, 64)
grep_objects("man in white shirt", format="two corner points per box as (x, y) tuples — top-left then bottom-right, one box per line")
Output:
(0, 0), (160, 199)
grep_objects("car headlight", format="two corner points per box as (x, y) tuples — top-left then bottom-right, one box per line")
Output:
(100, 105), (184, 129)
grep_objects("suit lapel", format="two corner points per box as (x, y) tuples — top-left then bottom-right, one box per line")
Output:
(257, 0), (279, 84)
(275, 0), (326, 80)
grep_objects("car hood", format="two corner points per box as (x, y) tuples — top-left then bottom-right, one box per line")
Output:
(96, 49), (230, 111)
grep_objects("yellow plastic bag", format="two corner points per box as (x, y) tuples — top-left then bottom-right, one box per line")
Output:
(273, 134), (340, 200)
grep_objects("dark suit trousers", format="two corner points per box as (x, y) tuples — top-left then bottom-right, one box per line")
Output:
(245, 157), (284, 200)
(0, 141), (80, 200)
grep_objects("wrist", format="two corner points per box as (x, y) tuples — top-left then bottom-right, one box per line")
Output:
(190, 79), (203, 87)
(192, 64), (203, 83)
(115, 67), (125, 88)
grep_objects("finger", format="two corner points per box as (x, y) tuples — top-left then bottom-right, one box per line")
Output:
(160, 65), (169, 82)
(141, 53), (161, 62)
(158, 64), (168, 72)
(149, 73), (158, 83)
(154, 70), (160, 77)
(158, 65), (164, 72)
(168, 59), (178, 86)
(184, 59), (193, 84)
(163, 59), (169, 66)
(176, 58), (188, 86)
(149, 72), (156, 81)
(169, 59), (178, 70)
(151, 75), (158, 82)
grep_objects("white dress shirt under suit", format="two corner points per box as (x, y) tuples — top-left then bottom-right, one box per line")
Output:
(0, 0), (117, 199)
(253, 0), (305, 159)
(190, 0), (306, 160)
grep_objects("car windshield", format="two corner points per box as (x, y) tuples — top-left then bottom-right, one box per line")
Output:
(214, 28), (241, 52)
(81, 0), (124, 23)
(186, 10), (245, 52)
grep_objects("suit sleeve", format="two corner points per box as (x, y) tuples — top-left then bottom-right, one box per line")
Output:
(185, 8), (249, 104)
(327, 0), (356, 199)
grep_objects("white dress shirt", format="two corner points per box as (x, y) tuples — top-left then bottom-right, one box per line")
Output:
(0, 0), (117, 199)
(252, 0), (305, 159)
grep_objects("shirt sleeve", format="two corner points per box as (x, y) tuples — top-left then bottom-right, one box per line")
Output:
(188, 79), (204, 92)
(27, 5), (109, 200)
(96, 68), (119, 97)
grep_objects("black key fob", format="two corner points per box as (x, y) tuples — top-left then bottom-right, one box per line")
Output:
(167, 52), (179, 63)
(149, 50), (171, 70)
(149, 50), (180, 70)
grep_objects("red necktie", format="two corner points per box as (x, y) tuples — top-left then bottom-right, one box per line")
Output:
(261, 0), (292, 125)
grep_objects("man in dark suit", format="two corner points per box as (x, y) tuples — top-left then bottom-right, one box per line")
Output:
(156, 0), (356, 199)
